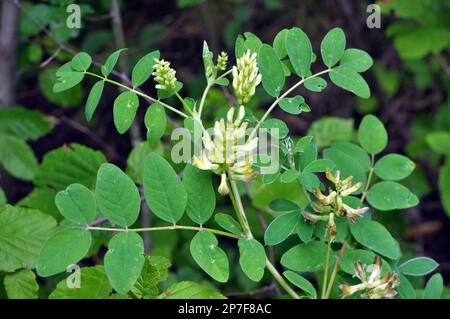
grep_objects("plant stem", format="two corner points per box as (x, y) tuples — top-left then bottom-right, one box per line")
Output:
(248, 69), (331, 140)
(87, 224), (240, 239)
(85, 71), (189, 119)
(360, 153), (375, 203)
(198, 69), (232, 117)
(321, 238), (333, 299)
(324, 238), (348, 298)
(228, 177), (300, 299)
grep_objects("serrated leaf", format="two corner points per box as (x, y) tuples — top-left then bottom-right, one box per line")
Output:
(350, 220), (400, 259)
(374, 154), (415, 181)
(0, 133), (38, 180)
(113, 91), (139, 134)
(144, 103), (167, 144)
(258, 44), (285, 97)
(71, 52), (91, 71)
(102, 48), (127, 77)
(281, 241), (328, 272)
(85, 80), (104, 121)
(283, 271), (317, 298)
(264, 211), (299, 246)
(329, 67), (370, 98)
(131, 50), (160, 87)
(95, 163), (141, 227)
(358, 114), (388, 154)
(158, 281), (225, 299)
(190, 231), (229, 282)
(399, 257), (438, 276)
(53, 71), (84, 93)
(55, 183), (96, 225)
(366, 181), (419, 211)
(340, 48), (373, 72)
(37, 227), (92, 277)
(4, 268), (38, 299)
(214, 213), (242, 235)
(0, 107), (53, 141)
(183, 164), (215, 225)
(238, 237), (266, 282)
(35, 144), (106, 190)
(321, 27), (346, 68)
(131, 255), (171, 299)
(286, 27), (312, 77)
(104, 232), (145, 294)
(143, 153), (187, 223)
(49, 266), (112, 299)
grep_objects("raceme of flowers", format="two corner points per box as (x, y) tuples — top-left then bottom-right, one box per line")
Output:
(339, 256), (400, 299)
(152, 58), (177, 91)
(192, 106), (258, 195)
(232, 49), (262, 104)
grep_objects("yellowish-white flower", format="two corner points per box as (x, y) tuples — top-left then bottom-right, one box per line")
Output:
(152, 58), (177, 91)
(192, 106), (258, 195)
(232, 50), (262, 104)
(217, 52), (228, 71)
(339, 256), (400, 299)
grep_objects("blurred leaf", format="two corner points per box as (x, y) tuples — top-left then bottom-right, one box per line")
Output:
(438, 159), (450, 217)
(0, 133), (38, 180)
(4, 268), (38, 299)
(158, 281), (225, 299)
(308, 117), (354, 148)
(39, 67), (83, 107)
(399, 257), (439, 276)
(0, 107), (53, 141)
(260, 119), (288, 139)
(70, 52), (91, 72)
(423, 274), (443, 299)
(426, 132), (450, 156)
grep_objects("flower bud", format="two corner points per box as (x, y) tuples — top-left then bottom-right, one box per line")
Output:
(217, 51), (228, 71)
(218, 173), (229, 196)
(232, 50), (262, 104)
(152, 58), (177, 91)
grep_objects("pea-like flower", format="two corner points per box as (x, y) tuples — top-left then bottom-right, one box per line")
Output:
(192, 106), (258, 195)
(152, 58), (177, 91)
(339, 256), (400, 299)
(217, 52), (228, 71)
(232, 50), (262, 104)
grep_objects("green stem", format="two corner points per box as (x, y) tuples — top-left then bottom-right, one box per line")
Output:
(360, 153), (375, 204)
(85, 71), (189, 119)
(228, 177), (300, 299)
(198, 69), (232, 117)
(321, 238), (332, 299)
(175, 91), (193, 115)
(248, 69), (332, 140)
(87, 224), (240, 239)
(324, 238), (348, 299)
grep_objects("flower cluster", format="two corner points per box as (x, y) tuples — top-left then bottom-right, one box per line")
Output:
(152, 58), (177, 91)
(232, 50), (262, 104)
(192, 106), (258, 195)
(217, 52), (228, 71)
(340, 256), (400, 299)
(303, 168), (369, 238)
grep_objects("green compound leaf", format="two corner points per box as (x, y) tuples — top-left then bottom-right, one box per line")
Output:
(131, 255), (171, 299)
(113, 91), (139, 134)
(0, 107), (53, 141)
(278, 95), (304, 115)
(286, 27), (312, 77)
(183, 164), (215, 225)
(258, 44), (285, 97)
(190, 231), (229, 283)
(4, 268), (39, 299)
(374, 154), (415, 181)
(304, 77), (327, 92)
(95, 163), (141, 228)
(350, 220), (401, 260)
(0, 205), (57, 272)
(320, 27), (346, 68)
(143, 153), (187, 224)
(281, 241), (329, 272)
(399, 257), (439, 276)
(55, 183), (96, 225)
(35, 144), (106, 190)
(37, 227), (92, 277)
(158, 281), (225, 299)
(329, 66), (370, 98)
(0, 133), (38, 181)
(144, 103), (167, 144)
(366, 181), (419, 211)
(85, 80), (104, 121)
(264, 211), (299, 246)
(53, 71), (84, 93)
(214, 213), (243, 235)
(340, 48), (373, 73)
(102, 48), (127, 77)
(238, 237), (266, 282)
(131, 50), (160, 87)
(423, 274), (443, 299)
(283, 271), (317, 298)
(104, 232), (145, 295)
(70, 52), (92, 71)
(49, 266), (112, 299)
(358, 114), (388, 154)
